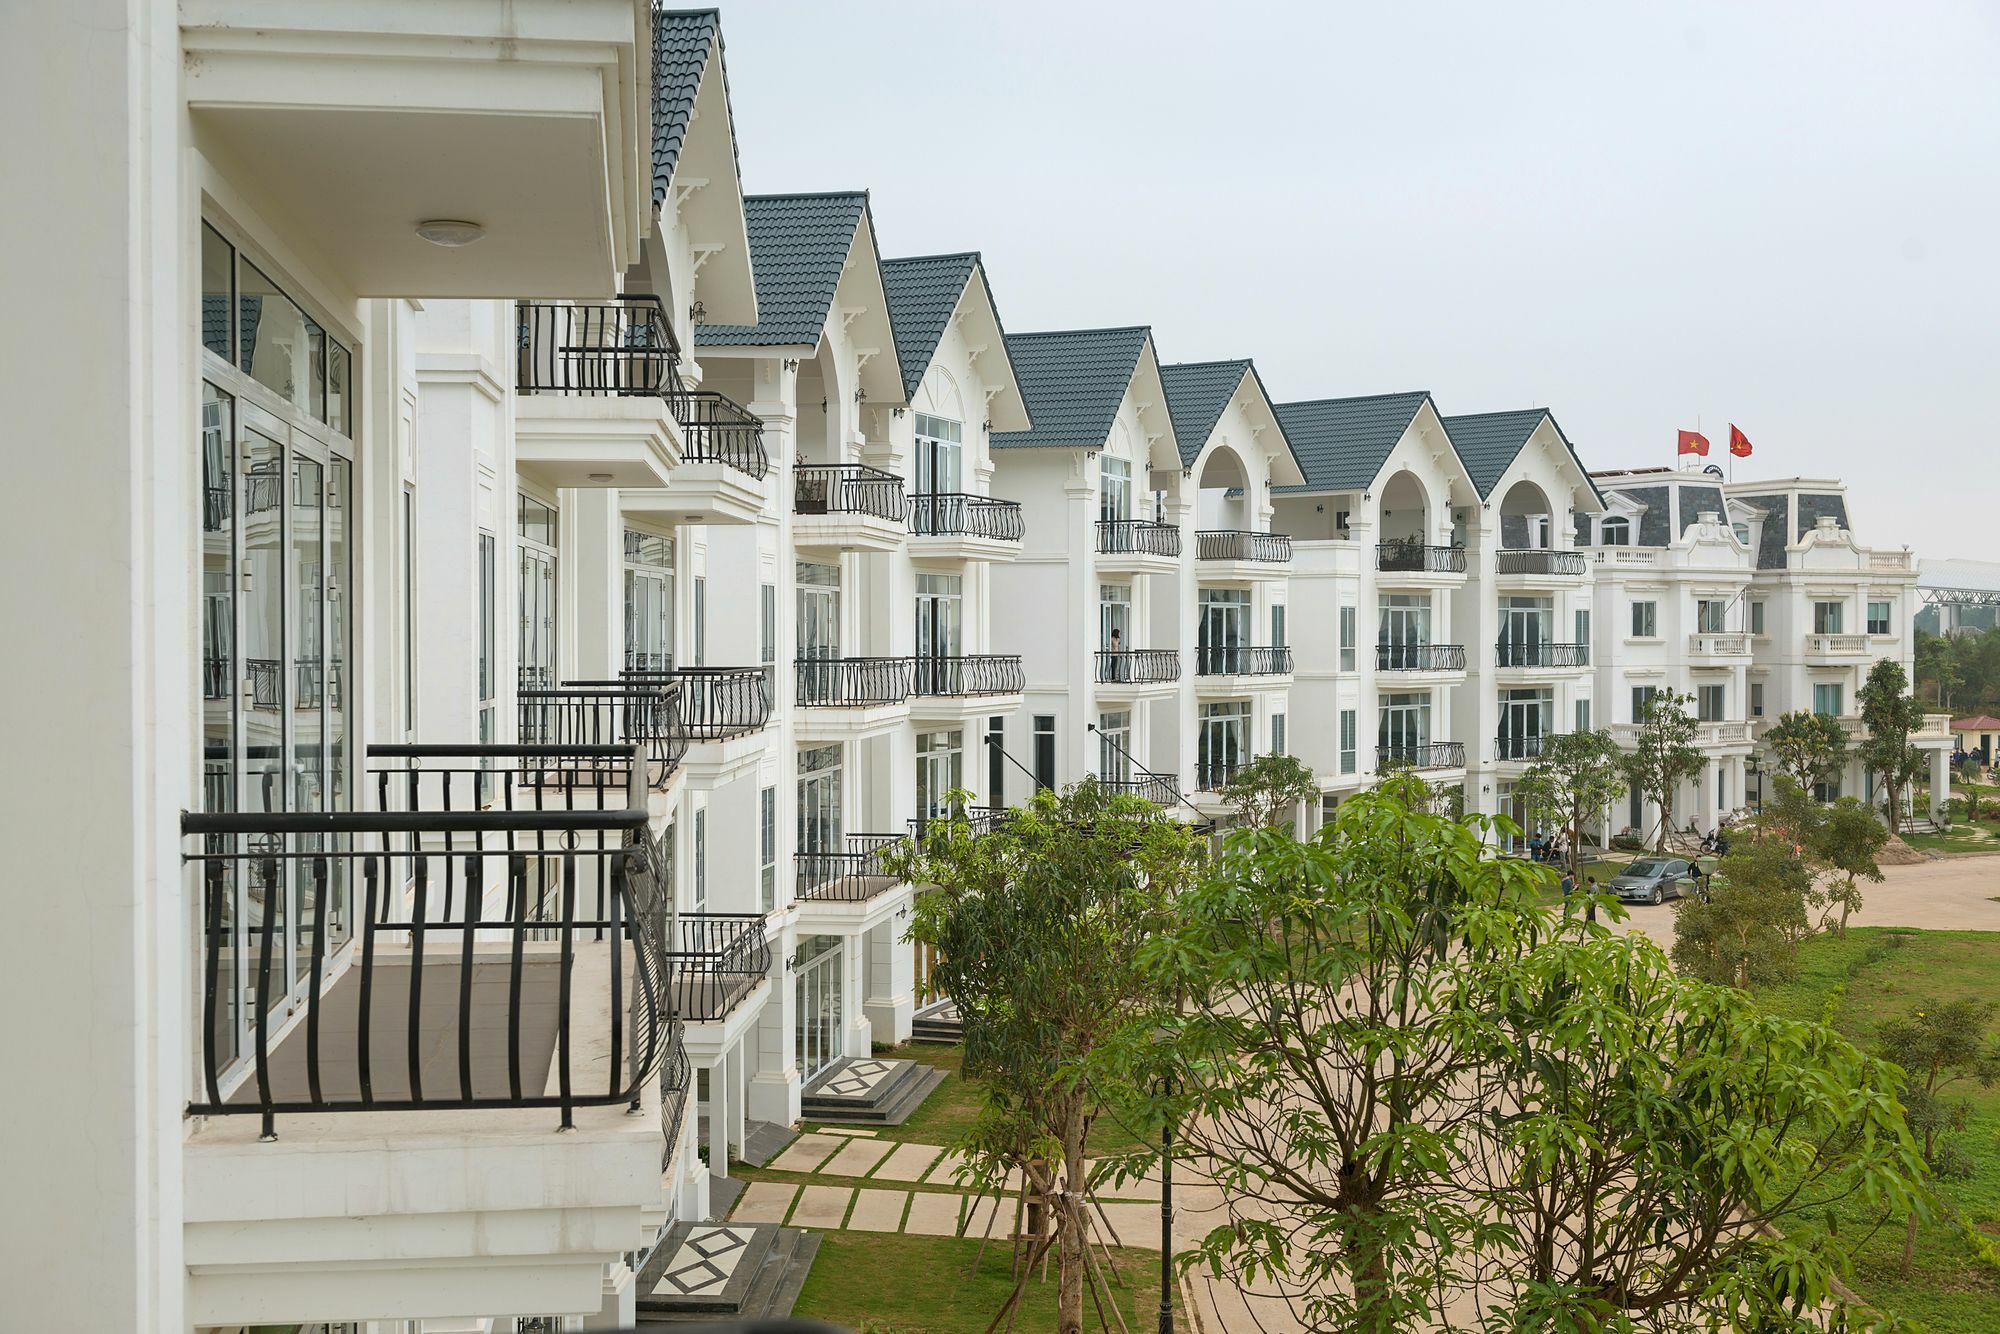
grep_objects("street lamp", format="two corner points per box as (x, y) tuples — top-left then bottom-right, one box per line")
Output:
(1154, 1069), (1176, 1334)
(1747, 756), (1764, 815)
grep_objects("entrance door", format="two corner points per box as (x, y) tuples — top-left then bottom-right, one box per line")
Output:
(795, 936), (845, 1084)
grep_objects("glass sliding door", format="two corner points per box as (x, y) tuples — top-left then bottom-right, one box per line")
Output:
(1379, 692), (1432, 764)
(1497, 597), (1551, 667)
(622, 529), (674, 672)
(796, 561), (840, 699)
(1498, 688), (1554, 760)
(916, 729), (964, 822)
(915, 413), (962, 495)
(517, 496), (558, 691)
(797, 745), (842, 855)
(914, 573), (962, 694)
(1378, 594), (1431, 669)
(1198, 589), (1249, 674)
(1198, 701), (1250, 788)
(795, 934), (845, 1084)
(1098, 711), (1131, 783)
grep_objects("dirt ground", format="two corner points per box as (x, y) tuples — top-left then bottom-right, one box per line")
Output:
(1606, 852), (2000, 941)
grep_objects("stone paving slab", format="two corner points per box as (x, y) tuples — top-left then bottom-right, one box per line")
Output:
(928, 1150), (974, 1187)
(962, 1191), (1009, 1239)
(845, 1188), (909, 1233)
(730, 1181), (799, 1225)
(1093, 1201), (1163, 1249)
(871, 1141), (944, 1182)
(769, 1132), (845, 1173)
(820, 1136), (894, 1178)
(902, 1191), (965, 1237)
(790, 1184), (854, 1230)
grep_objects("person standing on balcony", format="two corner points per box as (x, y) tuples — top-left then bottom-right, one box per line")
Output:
(1107, 626), (1127, 682)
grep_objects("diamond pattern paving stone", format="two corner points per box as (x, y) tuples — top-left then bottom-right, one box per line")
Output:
(729, 1181), (799, 1225)
(819, 1136), (894, 1178)
(901, 1191), (965, 1237)
(845, 1188), (909, 1233)
(769, 1131), (847, 1173)
(871, 1142), (944, 1182)
(817, 1057), (900, 1099)
(790, 1184), (854, 1230)
(651, 1224), (756, 1297)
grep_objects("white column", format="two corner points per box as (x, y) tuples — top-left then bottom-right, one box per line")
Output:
(1932, 747), (1951, 826)
(569, 490), (625, 681)
(580, 1260), (637, 1330)
(844, 929), (874, 1056)
(747, 922), (801, 1126)
(863, 911), (915, 1044)
(707, 1058), (730, 1181)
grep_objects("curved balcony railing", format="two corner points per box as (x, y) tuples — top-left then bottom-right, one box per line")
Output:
(911, 654), (1026, 697)
(1495, 548), (1586, 576)
(1376, 643), (1467, 672)
(909, 805), (1011, 842)
(659, 1021), (691, 1168)
(516, 294), (680, 397)
(1195, 530), (1292, 563)
(1095, 648), (1181, 685)
(795, 464), (907, 522)
(1195, 645), (1293, 677)
(518, 681), (687, 789)
(796, 833), (909, 903)
(1096, 519), (1181, 557)
(1375, 541), (1467, 574)
(1495, 641), (1590, 668)
(1196, 758), (1251, 792)
(1379, 741), (1467, 770)
(1496, 731), (1563, 762)
(672, 390), (769, 478)
(909, 493), (1025, 542)
(1097, 771), (1182, 806)
(183, 742), (668, 1136)
(606, 668), (771, 742)
(795, 656), (914, 707)
(664, 913), (770, 1022)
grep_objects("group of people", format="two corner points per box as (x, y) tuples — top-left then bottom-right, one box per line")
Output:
(1525, 830), (1569, 865)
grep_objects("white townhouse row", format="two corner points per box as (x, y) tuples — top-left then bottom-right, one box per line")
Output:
(3, 3), (1953, 1333)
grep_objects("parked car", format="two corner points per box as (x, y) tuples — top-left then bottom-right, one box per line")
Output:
(1608, 856), (1698, 905)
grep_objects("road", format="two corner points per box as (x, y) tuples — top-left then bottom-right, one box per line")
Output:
(1605, 852), (2000, 939)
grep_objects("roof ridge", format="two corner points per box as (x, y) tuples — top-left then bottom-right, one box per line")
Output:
(654, 5), (721, 16)
(1277, 390), (1431, 410)
(1005, 324), (1152, 341)
(743, 189), (870, 204)
(1442, 407), (1549, 421)
(1161, 357), (1253, 371)
(882, 250), (982, 266)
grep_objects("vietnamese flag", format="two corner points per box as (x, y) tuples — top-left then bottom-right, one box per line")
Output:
(1677, 429), (1710, 457)
(1729, 424), (1753, 458)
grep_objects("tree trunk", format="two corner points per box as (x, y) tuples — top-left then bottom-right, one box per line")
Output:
(1900, 1207), (1919, 1279)
(1353, 1224), (1394, 1331)
(1057, 1127), (1088, 1334)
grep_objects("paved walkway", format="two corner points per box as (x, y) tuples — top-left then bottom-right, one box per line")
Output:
(1606, 852), (2000, 942)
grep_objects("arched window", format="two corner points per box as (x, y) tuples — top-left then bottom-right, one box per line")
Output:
(1600, 516), (1630, 546)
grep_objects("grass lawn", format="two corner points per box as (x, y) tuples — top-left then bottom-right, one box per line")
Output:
(793, 1231), (1180, 1334)
(835, 1043), (1152, 1158)
(1750, 928), (2000, 1332)
(1903, 822), (1999, 856)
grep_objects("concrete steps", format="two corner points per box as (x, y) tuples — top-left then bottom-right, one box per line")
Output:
(635, 1221), (820, 1325)
(801, 1058), (946, 1127)
(911, 998), (962, 1045)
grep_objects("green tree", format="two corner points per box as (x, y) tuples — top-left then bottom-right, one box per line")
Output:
(1915, 629), (1959, 708)
(1957, 756), (1983, 822)
(1814, 795), (1887, 934)
(1858, 657), (1927, 835)
(1762, 708), (1850, 793)
(1670, 835), (1814, 986)
(1515, 728), (1625, 879)
(1217, 751), (1318, 830)
(1875, 998), (2000, 1276)
(1621, 688), (1703, 851)
(892, 781), (1204, 1334)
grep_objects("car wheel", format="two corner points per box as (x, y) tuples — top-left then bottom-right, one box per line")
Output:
(1650, 886), (1663, 906)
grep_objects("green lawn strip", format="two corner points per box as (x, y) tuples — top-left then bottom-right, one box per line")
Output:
(1748, 928), (2000, 1331)
(1903, 825), (1998, 855)
(849, 1042), (1154, 1158)
(792, 1231), (1182, 1334)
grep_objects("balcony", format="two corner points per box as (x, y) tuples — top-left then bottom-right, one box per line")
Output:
(625, 390), (770, 527)
(1195, 759), (1249, 792)
(795, 657), (913, 707)
(1610, 721), (1754, 750)
(1379, 741), (1467, 771)
(1375, 541), (1467, 579)
(180, 0), (650, 298)
(518, 680), (687, 791)
(1098, 771), (1183, 807)
(665, 914), (770, 1025)
(1804, 633), (1871, 662)
(1376, 643), (1468, 674)
(1096, 519), (1182, 573)
(796, 834), (910, 906)
(1496, 731), (1564, 762)
(911, 656), (1027, 720)
(1195, 530), (1292, 579)
(1687, 632), (1753, 660)
(1495, 641), (1590, 670)
(909, 493), (1025, 561)
(1494, 548), (1586, 580)
(514, 296), (680, 489)
(1095, 648), (1182, 691)
(794, 463), (909, 552)
(909, 805), (1012, 842)
(653, 667), (773, 741)
(1194, 645), (1294, 689)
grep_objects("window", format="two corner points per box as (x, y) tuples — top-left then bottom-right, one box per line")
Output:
(1631, 685), (1657, 722)
(1099, 583), (1131, 652)
(692, 808), (707, 911)
(1098, 710), (1131, 782)
(622, 529), (674, 672)
(761, 581), (777, 699)
(1751, 682), (1765, 717)
(914, 413), (963, 495)
(1378, 692), (1431, 764)
(1575, 697), (1592, 733)
(1814, 601), (1844, 634)
(1271, 712), (1287, 756)
(1199, 588), (1251, 674)
(797, 745), (842, 855)
(1601, 516), (1630, 546)
(1271, 604), (1287, 649)
(1340, 710), (1357, 774)
(402, 486), (417, 734)
(518, 494), (559, 690)
(233, 255), (351, 436)
(1696, 599), (1726, 633)
(1697, 684), (1725, 722)
(987, 715), (1006, 805)
(1575, 607), (1591, 648)
(1749, 601), (1765, 635)
(1630, 600), (1657, 638)
(917, 730), (965, 821)
(1033, 715), (1057, 791)
(692, 575), (707, 667)
(1867, 600), (1891, 635)
(478, 531), (496, 754)
(1199, 701), (1252, 788)
(1814, 683), (1843, 717)
(759, 786), (777, 912)
(1338, 605), (1356, 671)
(1099, 456), (1132, 524)
(201, 223), (234, 360)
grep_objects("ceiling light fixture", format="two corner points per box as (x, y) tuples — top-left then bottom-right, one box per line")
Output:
(587, 472), (613, 483)
(415, 219), (486, 247)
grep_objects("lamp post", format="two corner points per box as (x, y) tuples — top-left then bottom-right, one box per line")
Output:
(1155, 1070), (1176, 1334)
(1747, 756), (1764, 815)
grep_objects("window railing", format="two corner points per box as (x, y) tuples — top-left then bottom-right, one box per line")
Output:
(794, 464), (908, 522)
(182, 742), (668, 1137)
(664, 913), (770, 1022)
(908, 806), (1011, 842)
(1097, 772), (1182, 806)
(1375, 643), (1467, 672)
(1196, 757), (1250, 791)
(911, 654), (1026, 697)
(515, 294), (680, 397)
(617, 667), (772, 741)
(1379, 741), (1467, 770)
(1095, 648), (1181, 684)
(1496, 731), (1562, 761)
(1195, 530), (1292, 563)
(909, 493), (1025, 542)
(1195, 645), (1293, 676)
(672, 390), (769, 479)
(518, 681), (688, 789)
(1495, 548), (1586, 576)
(1375, 541), (1467, 574)
(794, 656), (914, 707)
(795, 833), (909, 903)
(1096, 519), (1181, 557)
(1494, 641), (1590, 668)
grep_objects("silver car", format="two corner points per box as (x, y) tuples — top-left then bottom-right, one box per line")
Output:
(1608, 857), (1696, 906)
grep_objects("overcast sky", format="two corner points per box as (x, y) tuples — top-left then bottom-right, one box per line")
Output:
(719, 1), (1997, 555)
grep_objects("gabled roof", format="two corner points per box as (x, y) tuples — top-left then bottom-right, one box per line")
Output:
(652, 9), (730, 203)
(695, 192), (875, 348)
(1159, 359), (1306, 484)
(880, 252), (1029, 431)
(1951, 715), (2000, 732)
(1442, 408), (1604, 506)
(992, 327), (1153, 450)
(1270, 391), (1433, 493)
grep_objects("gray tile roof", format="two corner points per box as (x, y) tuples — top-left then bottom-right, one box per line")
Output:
(651, 8), (726, 205)
(1442, 409), (1602, 505)
(1159, 361), (1252, 468)
(877, 252), (1024, 406)
(695, 193), (872, 348)
(1271, 391), (1432, 493)
(991, 327), (1152, 450)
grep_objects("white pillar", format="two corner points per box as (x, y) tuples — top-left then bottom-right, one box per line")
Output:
(580, 1260), (637, 1330)
(1932, 747), (1951, 826)
(863, 911), (916, 1044)
(706, 1059), (730, 1181)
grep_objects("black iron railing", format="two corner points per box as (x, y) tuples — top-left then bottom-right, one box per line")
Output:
(911, 654), (1025, 697)
(1375, 643), (1467, 672)
(1379, 741), (1467, 770)
(659, 1020), (691, 1168)
(664, 913), (770, 1022)
(1195, 646), (1293, 676)
(1495, 548), (1587, 576)
(1097, 519), (1182, 557)
(1195, 530), (1292, 563)
(909, 806), (1010, 842)
(624, 651), (674, 674)
(1098, 772), (1181, 806)
(204, 485), (231, 533)
(1196, 758), (1249, 792)
(516, 294), (680, 397)
(796, 833), (909, 903)
(203, 656), (230, 701)
(795, 464), (907, 522)
(1095, 648), (1181, 684)
(518, 682), (687, 789)
(519, 665), (556, 691)
(909, 493), (1025, 542)
(795, 656), (914, 707)
(673, 390), (769, 479)
(1496, 732), (1562, 761)
(1376, 541), (1467, 574)
(183, 742), (669, 1136)
(620, 667), (772, 741)
(246, 658), (283, 709)
(1495, 641), (1590, 668)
